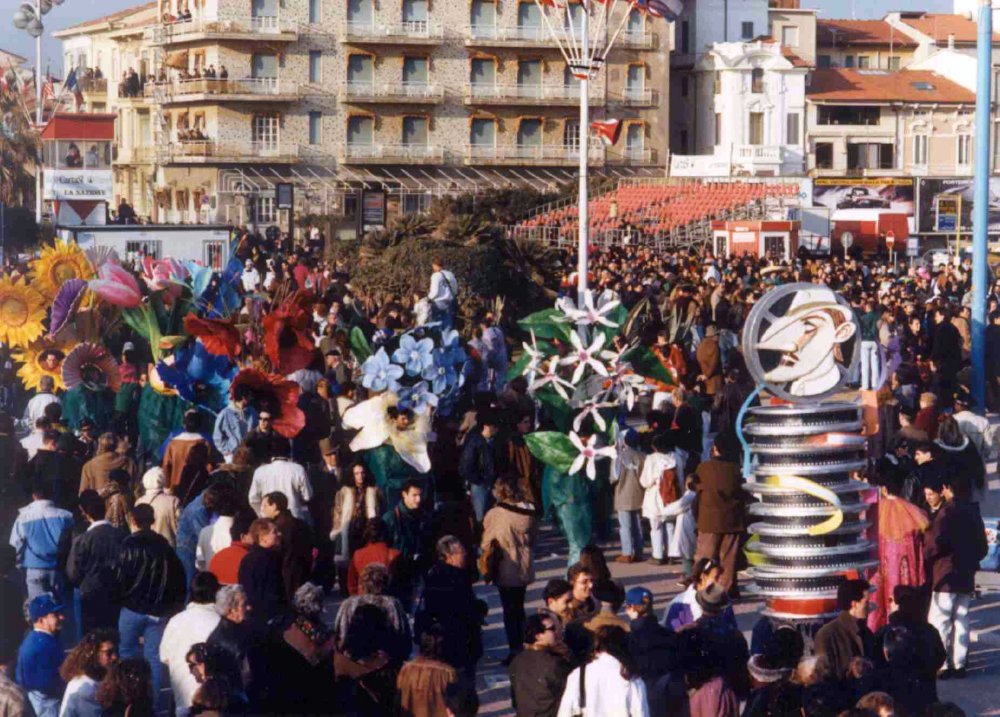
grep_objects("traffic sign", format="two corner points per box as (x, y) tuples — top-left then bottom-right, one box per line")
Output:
(885, 231), (895, 247)
(906, 237), (919, 258)
(841, 231), (853, 249)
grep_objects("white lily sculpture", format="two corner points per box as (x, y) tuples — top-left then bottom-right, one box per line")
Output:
(560, 330), (609, 385)
(556, 290), (621, 328)
(521, 330), (545, 386)
(572, 399), (615, 433)
(529, 356), (574, 399)
(568, 431), (618, 480)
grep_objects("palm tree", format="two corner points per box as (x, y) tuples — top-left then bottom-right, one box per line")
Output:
(0, 86), (39, 207)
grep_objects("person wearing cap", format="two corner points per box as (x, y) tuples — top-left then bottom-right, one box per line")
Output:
(212, 386), (257, 465)
(507, 613), (570, 717)
(923, 472), (987, 679)
(15, 594), (65, 717)
(814, 579), (877, 680)
(623, 587), (676, 689)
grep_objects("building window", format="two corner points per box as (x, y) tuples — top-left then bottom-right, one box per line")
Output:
(347, 0), (373, 26)
(126, 240), (161, 259)
(402, 0), (428, 24)
(751, 68), (764, 93)
(680, 21), (690, 53)
(844, 55), (855, 68)
(741, 21), (754, 40)
(626, 123), (645, 160)
(680, 76), (689, 97)
(781, 26), (798, 47)
(403, 56), (429, 86)
(888, 56), (901, 70)
(847, 142), (894, 170)
(565, 119), (580, 148)
(517, 2), (541, 40)
(858, 55), (870, 69)
(958, 134), (973, 166)
(470, 0), (496, 37)
(815, 142), (833, 169)
(786, 112), (799, 145)
(749, 112), (764, 145)
(347, 115), (374, 146)
(403, 116), (428, 146)
(517, 118), (542, 151)
(253, 114), (279, 150)
(817, 55), (831, 69)
(715, 113), (722, 146)
(627, 64), (644, 100)
(308, 111), (322, 145)
(203, 240), (226, 268)
(913, 134), (928, 165)
(256, 197), (276, 225)
(309, 50), (322, 83)
(309, 0), (320, 23)
(817, 106), (880, 126)
(347, 54), (374, 87)
(470, 117), (497, 151)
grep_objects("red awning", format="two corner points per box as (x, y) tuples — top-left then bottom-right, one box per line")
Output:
(40, 113), (117, 141)
(877, 213), (910, 241)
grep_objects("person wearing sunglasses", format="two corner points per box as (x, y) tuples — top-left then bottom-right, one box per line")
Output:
(508, 613), (570, 717)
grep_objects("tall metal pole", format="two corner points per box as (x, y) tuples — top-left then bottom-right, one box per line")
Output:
(35, 0), (43, 224)
(972, 0), (991, 413)
(577, 6), (589, 305)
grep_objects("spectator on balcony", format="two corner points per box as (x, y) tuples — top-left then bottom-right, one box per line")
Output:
(219, 66), (228, 80)
(65, 143), (83, 168)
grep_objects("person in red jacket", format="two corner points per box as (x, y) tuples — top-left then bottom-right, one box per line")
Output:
(208, 509), (256, 585)
(347, 520), (400, 595)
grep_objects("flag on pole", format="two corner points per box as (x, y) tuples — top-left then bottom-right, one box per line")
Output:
(645, 0), (682, 20)
(63, 68), (84, 110)
(42, 75), (55, 102)
(591, 119), (623, 146)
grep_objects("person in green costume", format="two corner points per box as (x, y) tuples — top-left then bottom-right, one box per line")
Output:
(62, 365), (115, 432)
(542, 463), (593, 567)
(362, 406), (432, 509)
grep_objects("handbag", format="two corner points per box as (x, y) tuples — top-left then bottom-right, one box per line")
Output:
(479, 538), (503, 584)
(659, 466), (680, 507)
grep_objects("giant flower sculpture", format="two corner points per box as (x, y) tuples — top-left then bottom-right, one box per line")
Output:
(156, 341), (238, 414)
(30, 239), (95, 299)
(511, 290), (673, 479)
(0, 277), (46, 347)
(230, 369), (305, 438)
(262, 291), (317, 375)
(13, 339), (72, 392)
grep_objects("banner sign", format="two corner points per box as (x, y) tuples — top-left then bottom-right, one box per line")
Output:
(812, 178), (914, 220)
(43, 170), (113, 202)
(915, 177), (1000, 234)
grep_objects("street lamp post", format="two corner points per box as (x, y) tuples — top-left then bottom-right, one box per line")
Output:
(972, 0), (992, 413)
(12, 0), (65, 223)
(533, 0), (677, 304)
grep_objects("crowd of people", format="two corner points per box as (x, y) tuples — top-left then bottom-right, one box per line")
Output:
(0, 227), (996, 717)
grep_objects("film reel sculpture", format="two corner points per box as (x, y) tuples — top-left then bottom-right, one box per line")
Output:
(740, 284), (877, 620)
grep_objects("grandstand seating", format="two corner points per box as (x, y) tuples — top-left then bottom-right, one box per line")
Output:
(517, 180), (800, 241)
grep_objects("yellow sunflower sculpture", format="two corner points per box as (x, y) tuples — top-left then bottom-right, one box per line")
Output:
(12, 339), (73, 392)
(30, 239), (95, 299)
(0, 278), (46, 347)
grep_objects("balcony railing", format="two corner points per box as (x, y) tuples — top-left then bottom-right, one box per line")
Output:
(611, 147), (655, 164)
(613, 88), (656, 106)
(342, 81), (444, 102)
(148, 15), (298, 43)
(465, 83), (599, 105)
(343, 143), (444, 162)
(467, 24), (606, 48)
(464, 144), (605, 164)
(617, 29), (657, 50)
(342, 19), (444, 42)
(733, 145), (783, 163)
(162, 140), (299, 162)
(144, 77), (299, 100)
(78, 77), (107, 94)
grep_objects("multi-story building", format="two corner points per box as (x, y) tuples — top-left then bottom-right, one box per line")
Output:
(671, 38), (808, 177)
(816, 19), (919, 71)
(56, 0), (671, 233)
(806, 68), (975, 178)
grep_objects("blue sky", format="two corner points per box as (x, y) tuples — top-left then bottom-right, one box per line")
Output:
(0, 0), (956, 74)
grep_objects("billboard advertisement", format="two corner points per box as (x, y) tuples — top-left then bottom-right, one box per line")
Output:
(915, 177), (1000, 234)
(43, 170), (114, 202)
(812, 178), (915, 220)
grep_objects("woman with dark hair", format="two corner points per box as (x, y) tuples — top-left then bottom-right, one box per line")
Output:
(59, 629), (118, 717)
(177, 442), (213, 506)
(237, 519), (286, 631)
(96, 658), (153, 717)
(934, 416), (986, 499)
(577, 545), (611, 585)
(333, 603), (395, 716)
(397, 624), (458, 717)
(330, 462), (381, 565)
(556, 625), (648, 716)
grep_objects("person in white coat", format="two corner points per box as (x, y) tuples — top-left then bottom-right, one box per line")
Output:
(639, 434), (685, 566)
(195, 492), (237, 571)
(159, 573), (221, 717)
(247, 440), (313, 523)
(557, 624), (649, 717)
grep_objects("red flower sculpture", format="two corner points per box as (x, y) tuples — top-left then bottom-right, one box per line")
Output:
(230, 368), (305, 438)
(183, 313), (242, 358)
(262, 291), (316, 374)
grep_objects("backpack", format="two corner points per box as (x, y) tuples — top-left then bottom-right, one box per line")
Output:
(659, 466), (680, 507)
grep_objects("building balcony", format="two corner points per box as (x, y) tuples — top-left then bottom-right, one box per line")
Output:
(608, 147), (657, 165)
(341, 81), (444, 104)
(341, 143), (445, 164)
(78, 77), (107, 99)
(160, 140), (299, 164)
(611, 88), (657, 107)
(144, 77), (300, 103)
(146, 16), (298, 45)
(463, 144), (605, 167)
(465, 25), (563, 48)
(617, 29), (658, 50)
(464, 83), (601, 106)
(341, 19), (444, 44)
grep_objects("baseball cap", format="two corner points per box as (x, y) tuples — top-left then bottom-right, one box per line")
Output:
(624, 586), (653, 607)
(28, 594), (64, 621)
(122, 341), (135, 353)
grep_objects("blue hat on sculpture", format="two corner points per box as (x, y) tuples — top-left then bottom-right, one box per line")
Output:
(28, 593), (64, 621)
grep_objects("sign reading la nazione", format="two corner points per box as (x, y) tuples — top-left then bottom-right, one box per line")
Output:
(43, 170), (114, 202)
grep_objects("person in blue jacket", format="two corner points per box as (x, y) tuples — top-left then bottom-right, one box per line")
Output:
(16, 594), (65, 717)
(9, 479), (74, 603)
